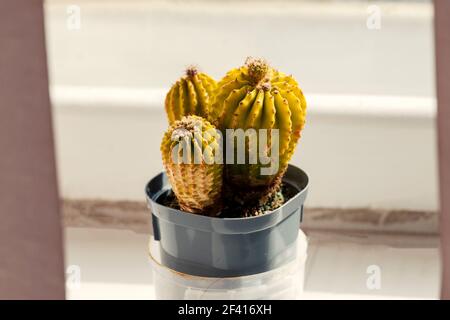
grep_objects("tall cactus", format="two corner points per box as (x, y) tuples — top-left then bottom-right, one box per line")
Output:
(214, 57), (307, 189)
(160, 115), (223, 215)
(165, 66), (217, 124)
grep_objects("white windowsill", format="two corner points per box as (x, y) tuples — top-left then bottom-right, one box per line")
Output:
(65, 228), (440, 300)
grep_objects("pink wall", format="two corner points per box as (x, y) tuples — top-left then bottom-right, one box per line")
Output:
(0, 0), (65, 299)
(435, 0), (450, 300)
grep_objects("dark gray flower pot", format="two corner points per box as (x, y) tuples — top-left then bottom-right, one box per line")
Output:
(145, 164), (309, 278)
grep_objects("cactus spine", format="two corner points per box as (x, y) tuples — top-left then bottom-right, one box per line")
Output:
(214, 57), (307, 188)
(161, 115), (223, 214)
(165, 66), (217, 124)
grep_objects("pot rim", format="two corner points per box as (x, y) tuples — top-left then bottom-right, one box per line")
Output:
(145, 164), (308, 233)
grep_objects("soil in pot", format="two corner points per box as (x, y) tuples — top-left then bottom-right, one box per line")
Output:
(159, 182), (299, 218)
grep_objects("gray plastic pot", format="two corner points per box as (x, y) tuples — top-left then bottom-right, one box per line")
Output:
(145, 164), (309, 278)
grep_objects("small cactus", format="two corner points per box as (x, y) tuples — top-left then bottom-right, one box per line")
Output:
(160, 115), (223, 214)
(214, 57), (307, 188)
(165, 66), (217, 124)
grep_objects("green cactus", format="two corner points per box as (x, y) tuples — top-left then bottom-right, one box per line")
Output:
(165, 66), (217, 124)
(214, 57), (307, 189)
(160, 115), (223, 215)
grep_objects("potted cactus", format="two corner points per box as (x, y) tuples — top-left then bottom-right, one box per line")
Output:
(146, 58), (309, 278)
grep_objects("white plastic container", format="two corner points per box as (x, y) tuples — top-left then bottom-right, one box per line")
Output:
(149, 230), (308, 300)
